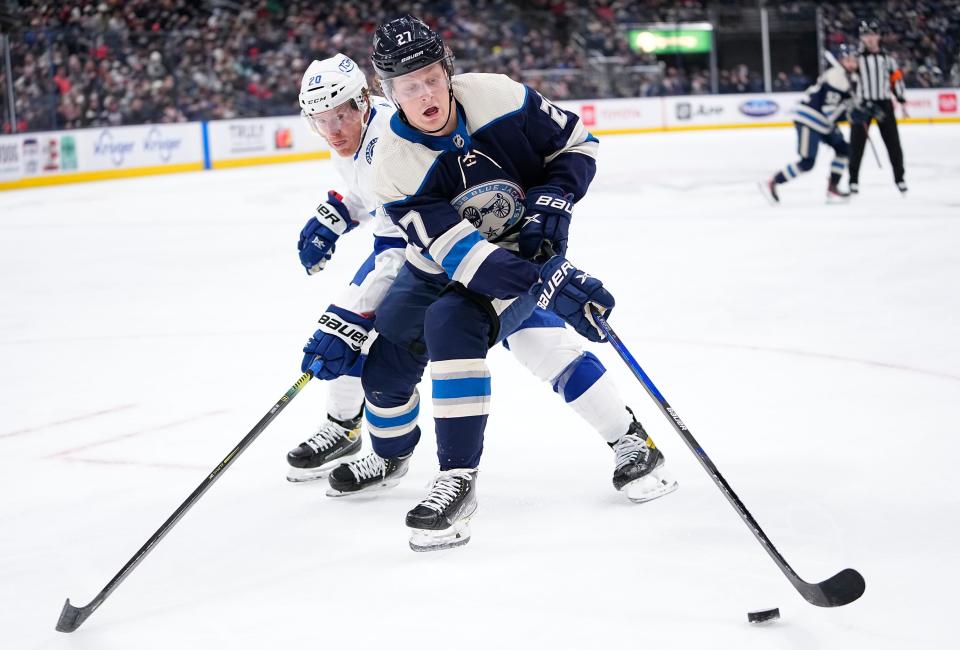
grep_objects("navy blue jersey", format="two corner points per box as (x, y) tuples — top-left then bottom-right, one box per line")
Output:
(794, 65), (854, 134)
(372, 73), (598, 300)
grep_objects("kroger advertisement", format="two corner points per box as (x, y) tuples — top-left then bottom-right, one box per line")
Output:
(0, 122), (203, 185)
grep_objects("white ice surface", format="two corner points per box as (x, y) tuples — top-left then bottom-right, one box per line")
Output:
(2, 124), (959, 649)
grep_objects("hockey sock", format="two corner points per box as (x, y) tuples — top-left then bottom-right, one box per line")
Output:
(553, 352), (631, 443)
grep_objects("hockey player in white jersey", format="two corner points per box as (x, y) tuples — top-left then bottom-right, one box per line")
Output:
(288, 52), (677, 506)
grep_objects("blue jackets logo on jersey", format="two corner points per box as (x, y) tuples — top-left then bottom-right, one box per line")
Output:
(365, 137), (378, 164)
(451, 180), (524, 239)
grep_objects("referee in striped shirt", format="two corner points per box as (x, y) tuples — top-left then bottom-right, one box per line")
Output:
(849, 19), (907, 194)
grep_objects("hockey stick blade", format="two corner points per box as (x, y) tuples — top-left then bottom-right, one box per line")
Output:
(54, 372), (314, 632)
(592, 309), (865, 608)
(795, 568), (866, 608)
(55, 598), (93, 633)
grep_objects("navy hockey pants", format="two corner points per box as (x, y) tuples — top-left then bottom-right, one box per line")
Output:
(362, 263), (538, 470)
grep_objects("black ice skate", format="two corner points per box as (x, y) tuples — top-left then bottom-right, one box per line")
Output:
(406, 469), (478, 552)
(611, 410), (678, 504)
(286, 411), (362, 482)
(759, 178), (780, 205)
(326, 452), (410, 497)
(896, 180), (908, 194)
(826, 180), (850, 203)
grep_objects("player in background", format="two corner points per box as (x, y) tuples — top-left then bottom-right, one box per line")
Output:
(290, 53), (678, 512)
(760, 44), (860, 204)
(313, 15), (670, 552)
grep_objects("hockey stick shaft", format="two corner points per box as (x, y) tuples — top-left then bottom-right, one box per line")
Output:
(592, 310), (864, 606)
(55, 371), (315, 633)
(864, 123), (882, 168)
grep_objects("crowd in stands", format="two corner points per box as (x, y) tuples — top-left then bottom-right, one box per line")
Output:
(1, 0), (958, 133)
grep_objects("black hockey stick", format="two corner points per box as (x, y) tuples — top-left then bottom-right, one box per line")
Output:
(591, 309), (865, 607)
(863, 122), (882, 169)
(55, 371), (315, 632)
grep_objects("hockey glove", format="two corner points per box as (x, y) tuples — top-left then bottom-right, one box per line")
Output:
(301, 305), (373, 380)
(519, 186), (574, 262)
(534, 255), (615, 343)
(297, 191), (356, 274)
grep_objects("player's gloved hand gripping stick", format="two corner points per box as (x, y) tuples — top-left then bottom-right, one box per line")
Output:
(590, 307), (865, 608)
(55, 366), (323, 633)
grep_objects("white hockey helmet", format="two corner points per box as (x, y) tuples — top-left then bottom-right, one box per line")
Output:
(299, 54), (369, 136)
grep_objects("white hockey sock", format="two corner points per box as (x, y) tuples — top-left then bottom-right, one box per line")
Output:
(326, 374), (364, 422)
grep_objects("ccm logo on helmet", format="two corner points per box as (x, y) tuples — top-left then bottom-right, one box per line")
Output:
(317, 313), (368, 352)
(537, 260), (574, 309)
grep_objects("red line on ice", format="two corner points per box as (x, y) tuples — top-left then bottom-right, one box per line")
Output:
(0, 404), (137, 440)
(46, 409), (230, 458)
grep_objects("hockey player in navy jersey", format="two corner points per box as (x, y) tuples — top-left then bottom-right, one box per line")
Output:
(290, 52), (676, 511)
(301, 15), (674, 552)
(760, 44), (860, 204)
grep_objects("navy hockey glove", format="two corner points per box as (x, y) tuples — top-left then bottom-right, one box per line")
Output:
(519, 186), (573, 261)
(534, 256), (615, 343)
(301, 305), (372, 380)
(297, 191), (356, 274)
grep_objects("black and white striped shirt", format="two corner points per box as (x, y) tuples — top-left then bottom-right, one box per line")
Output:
(857, 50), (906, 102)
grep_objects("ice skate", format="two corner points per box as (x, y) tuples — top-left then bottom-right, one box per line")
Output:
(896, 180), (908, 194)
(611, 412), (678, 504)
(406, 469), (477, 552)
(326, 452), (410, 497)
(826, 180), (850, 203)
(286, 411), (362, 482)
(759, 178), (780, 205)
(849, 181), (859, 195)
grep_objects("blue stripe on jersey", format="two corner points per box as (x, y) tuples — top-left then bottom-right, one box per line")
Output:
(795, 107), (830, 129)
(439, 230), (485, 278)
(350, 252), (376, 286)
(432, 376), (492, 400)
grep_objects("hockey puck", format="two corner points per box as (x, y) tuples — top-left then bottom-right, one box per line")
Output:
(747, 608), (780, 625)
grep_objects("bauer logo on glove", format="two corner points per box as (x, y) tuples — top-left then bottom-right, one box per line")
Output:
(317, 312), (369, 352)
(535, 256), (615, 343)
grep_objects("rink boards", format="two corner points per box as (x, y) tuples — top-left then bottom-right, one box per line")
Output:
(1, 88), (957, 191)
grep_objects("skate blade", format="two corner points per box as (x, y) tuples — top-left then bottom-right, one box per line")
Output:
(286, 451), (362, 483)
(623, 472), (679, 504)
(758, 182), (778, 206)
(409, 517), (473, 552)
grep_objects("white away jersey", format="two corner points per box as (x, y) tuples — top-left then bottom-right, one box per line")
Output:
(331, 96), (404, 240)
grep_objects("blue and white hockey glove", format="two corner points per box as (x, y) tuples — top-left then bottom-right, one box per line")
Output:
(297, 191), (356, 274)
(519, 186), (574, 261)
(534, 256), (615, 343)
(301, 305), (373, 380)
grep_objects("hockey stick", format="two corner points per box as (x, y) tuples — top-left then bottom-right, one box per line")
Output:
(591, 309), (865, 607)
(864, 122), (882, 169)
(55, 370), (317, 632)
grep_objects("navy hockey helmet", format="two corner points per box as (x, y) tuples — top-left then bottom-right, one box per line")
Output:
(371, 15), (454, 81)
(835, 42), (857, 60)
(858, 19), (880, 36)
